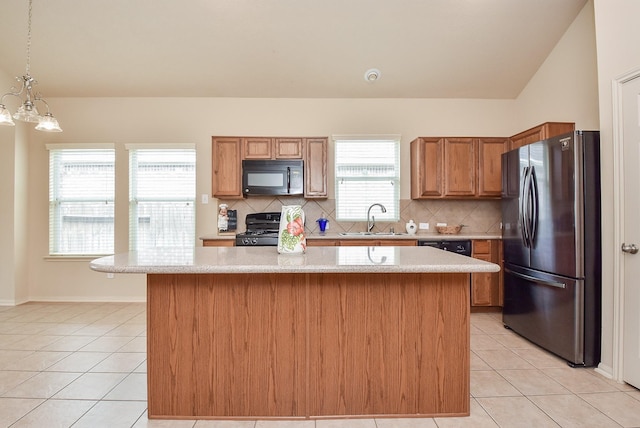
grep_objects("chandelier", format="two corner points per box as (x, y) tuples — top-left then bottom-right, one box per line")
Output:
(0, 0), (62, 132)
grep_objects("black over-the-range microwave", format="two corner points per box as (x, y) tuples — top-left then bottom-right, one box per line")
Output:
(242, 159), (304, 196)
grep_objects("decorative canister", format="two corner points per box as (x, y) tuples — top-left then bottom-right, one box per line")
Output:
(278, 205), (306, 254)
(217, 204), (229, 232)
(405, 219), (417, 235)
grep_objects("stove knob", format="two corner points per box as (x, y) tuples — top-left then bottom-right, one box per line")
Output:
(251, 237), (258, 245)
(242, 238), (251, 246)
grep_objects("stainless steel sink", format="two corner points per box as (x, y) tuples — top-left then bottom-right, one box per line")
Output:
(374, 232), (407, 236)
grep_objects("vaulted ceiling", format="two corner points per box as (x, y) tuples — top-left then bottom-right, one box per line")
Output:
(0, 0), (588, 99)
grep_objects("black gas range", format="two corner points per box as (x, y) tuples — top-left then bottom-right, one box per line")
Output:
(235, 212), (281, 246)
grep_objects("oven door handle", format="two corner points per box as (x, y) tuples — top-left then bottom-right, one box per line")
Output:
(286, 167), (291, 194)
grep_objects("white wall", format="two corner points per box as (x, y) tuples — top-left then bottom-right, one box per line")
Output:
(0, 70), (14, 304)
(593, 0), (640, 379)
(0, 69), (30, 305)
(516, 1), (600, 131)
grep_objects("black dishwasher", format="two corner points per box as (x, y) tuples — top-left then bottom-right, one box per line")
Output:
(418, 239), (472, 256)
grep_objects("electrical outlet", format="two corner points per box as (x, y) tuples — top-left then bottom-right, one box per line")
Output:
(419, 222), (429, 230)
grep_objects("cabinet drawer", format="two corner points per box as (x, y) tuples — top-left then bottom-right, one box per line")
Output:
(202, 239), (235, 247)
(473, 240), (491, 254)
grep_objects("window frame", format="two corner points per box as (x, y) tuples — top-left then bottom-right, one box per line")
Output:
(127, 144), (197, 251)
(333, 135), (401, 223)
(47, 143), (116, 257)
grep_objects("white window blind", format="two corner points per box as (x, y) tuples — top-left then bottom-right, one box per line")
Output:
(334, 136), (400, 221)
(129, 148), (196, 250)
(49, 148), (115, 256)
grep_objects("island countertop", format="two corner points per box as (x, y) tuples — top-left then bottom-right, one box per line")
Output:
(90, 245), (500, 275)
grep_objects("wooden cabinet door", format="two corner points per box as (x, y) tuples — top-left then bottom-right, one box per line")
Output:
(411, 138), (443, 198)
(212, 137), (243, 198)
(539, 122), (575, 140)
(443, 138), (475, 197)
(509, 122), (575, 150)
(275, 138), (303, 159)
(509, 126), (543, 151)
(471, 253), (496, 306)
(471, 240), (501, 307)
(304, 138), (327, 198)
(243, 138), (305, 159)
(477, 138), (507, 197)
(243, 137), (273, 159)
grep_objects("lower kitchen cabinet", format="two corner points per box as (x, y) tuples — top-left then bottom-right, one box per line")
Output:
(306, 239), (339, 246)
(202, 238), (235, 247)
(471, 239), (502, 307)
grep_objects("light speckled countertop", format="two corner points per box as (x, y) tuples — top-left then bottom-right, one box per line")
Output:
(199, 232), (503, 241)
(303, 232), (503, 240)
(90, 246), (500, 274)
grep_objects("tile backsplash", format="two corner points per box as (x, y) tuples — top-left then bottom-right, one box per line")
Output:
(219, 198), (502, 235)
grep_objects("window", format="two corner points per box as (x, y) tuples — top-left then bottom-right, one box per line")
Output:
(48, 146), (115, 256)
(334, 135), (400, 222)
(128, 147), (196, 250)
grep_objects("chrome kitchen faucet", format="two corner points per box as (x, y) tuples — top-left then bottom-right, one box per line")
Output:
(367, 203), (387, 233)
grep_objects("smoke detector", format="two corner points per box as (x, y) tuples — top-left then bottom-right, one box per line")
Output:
(364, 68), (381, 82)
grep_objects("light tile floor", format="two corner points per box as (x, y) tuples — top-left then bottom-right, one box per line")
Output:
(0, 302), (639, 428)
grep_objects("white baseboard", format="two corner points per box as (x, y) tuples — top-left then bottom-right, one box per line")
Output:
(0, 298), (29, 307)
(595, 363), (614, 380)
(23, 297), (147, 303)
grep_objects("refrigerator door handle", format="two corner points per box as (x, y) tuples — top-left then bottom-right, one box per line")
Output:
(529, 165), (539, 245)
(505, 267), (567, 289)
(521, 166), (531, 247)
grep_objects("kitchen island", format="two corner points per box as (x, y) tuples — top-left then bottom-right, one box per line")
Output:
(90, 246), (499, 420)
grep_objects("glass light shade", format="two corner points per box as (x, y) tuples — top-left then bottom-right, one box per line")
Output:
(0, 105), (15, 126)
(35, 113), (62, 132)
(13, 103), (40, 123)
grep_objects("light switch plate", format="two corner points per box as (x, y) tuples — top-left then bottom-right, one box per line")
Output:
(419, 222), (429, 230)
(201, 194), (209, 204)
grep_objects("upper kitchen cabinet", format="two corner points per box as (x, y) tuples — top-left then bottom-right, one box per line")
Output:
(304, 138), (328, 198)
(443, 138), (476, 197)
(509, 122), (575, 151)
(212, 136), (327, 199)
(212, 137), (243, 199)
(478, 137), (509, 197)
(410, 137), (443, 198)
(276, 138), (304, 159)
(411, 136), (506, 199)
(243, 138), (304, 159)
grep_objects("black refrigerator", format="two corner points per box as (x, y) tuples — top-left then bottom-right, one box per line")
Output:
(501, 130), (601, 367)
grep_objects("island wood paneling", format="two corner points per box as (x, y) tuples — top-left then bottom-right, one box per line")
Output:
(147, 273), (307, 418)
(146, 271), (470, 419)
(307, 272), (470, 417)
